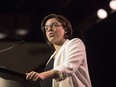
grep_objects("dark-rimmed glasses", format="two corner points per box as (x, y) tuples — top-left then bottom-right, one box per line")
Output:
(41, 22), (63, 32)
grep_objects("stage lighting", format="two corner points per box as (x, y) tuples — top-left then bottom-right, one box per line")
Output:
(109, 0), (116, 11)
(97, 9), (108, 19)
(15, 29), (29, 36)
(0, 32), (7, 39)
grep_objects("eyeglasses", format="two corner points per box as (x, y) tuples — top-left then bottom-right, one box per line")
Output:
(41, 22), (63, 32)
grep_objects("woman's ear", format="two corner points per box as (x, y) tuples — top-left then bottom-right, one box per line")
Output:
(65, 29), (67, 34)
(65, 30), (67, 34)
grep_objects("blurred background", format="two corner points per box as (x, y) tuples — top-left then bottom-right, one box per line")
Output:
(0, 0), (115, 87)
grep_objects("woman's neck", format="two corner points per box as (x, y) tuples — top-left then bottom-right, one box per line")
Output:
(53, 39), (66, 55)
(53, 41), (65, 51)
(54, 45), (61, 52)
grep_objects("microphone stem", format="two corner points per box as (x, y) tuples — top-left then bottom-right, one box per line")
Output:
(0, 45), (16, 53)
(0, 40), (25, 53)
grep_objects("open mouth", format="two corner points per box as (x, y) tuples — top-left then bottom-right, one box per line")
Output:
(49, 32), (54, 37)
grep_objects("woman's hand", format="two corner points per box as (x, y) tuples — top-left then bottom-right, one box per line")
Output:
(26, 71), (43, 82)
(26, 70), (59, 82)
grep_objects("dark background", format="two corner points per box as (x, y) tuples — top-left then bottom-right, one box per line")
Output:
(0, 0), (115, 87)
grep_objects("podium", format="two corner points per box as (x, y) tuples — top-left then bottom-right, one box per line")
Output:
(0, 68), (40, 87)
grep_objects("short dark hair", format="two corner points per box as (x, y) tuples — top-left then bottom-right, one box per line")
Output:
(41, 14), (73, 44)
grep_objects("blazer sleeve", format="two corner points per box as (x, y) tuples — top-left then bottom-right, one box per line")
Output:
(54, 38), (86, 81)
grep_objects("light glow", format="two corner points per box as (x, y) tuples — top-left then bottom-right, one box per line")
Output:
(109, 0), (116, 10)
(0, 33), (7, 39)
(97, 9), (108, 19)
(15, 29), (29, 36)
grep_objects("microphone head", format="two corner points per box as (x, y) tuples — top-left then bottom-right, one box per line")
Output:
(18, 40), (25, 45)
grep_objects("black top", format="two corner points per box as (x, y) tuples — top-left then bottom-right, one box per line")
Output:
(41, 58), (54, 87)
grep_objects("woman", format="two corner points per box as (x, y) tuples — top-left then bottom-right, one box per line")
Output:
(26, 14), (92, 87)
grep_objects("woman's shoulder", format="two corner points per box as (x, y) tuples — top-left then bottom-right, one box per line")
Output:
(66, 38), (85, 49)
(69, 38), (83, 43)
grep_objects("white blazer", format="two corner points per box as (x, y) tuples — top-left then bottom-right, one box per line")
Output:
(47, 38), (92, 87)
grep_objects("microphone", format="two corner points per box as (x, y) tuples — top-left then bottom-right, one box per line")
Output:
(0, 40), (25, 53)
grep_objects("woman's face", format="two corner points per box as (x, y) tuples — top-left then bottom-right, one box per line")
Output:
(45, 18), (66, 45)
